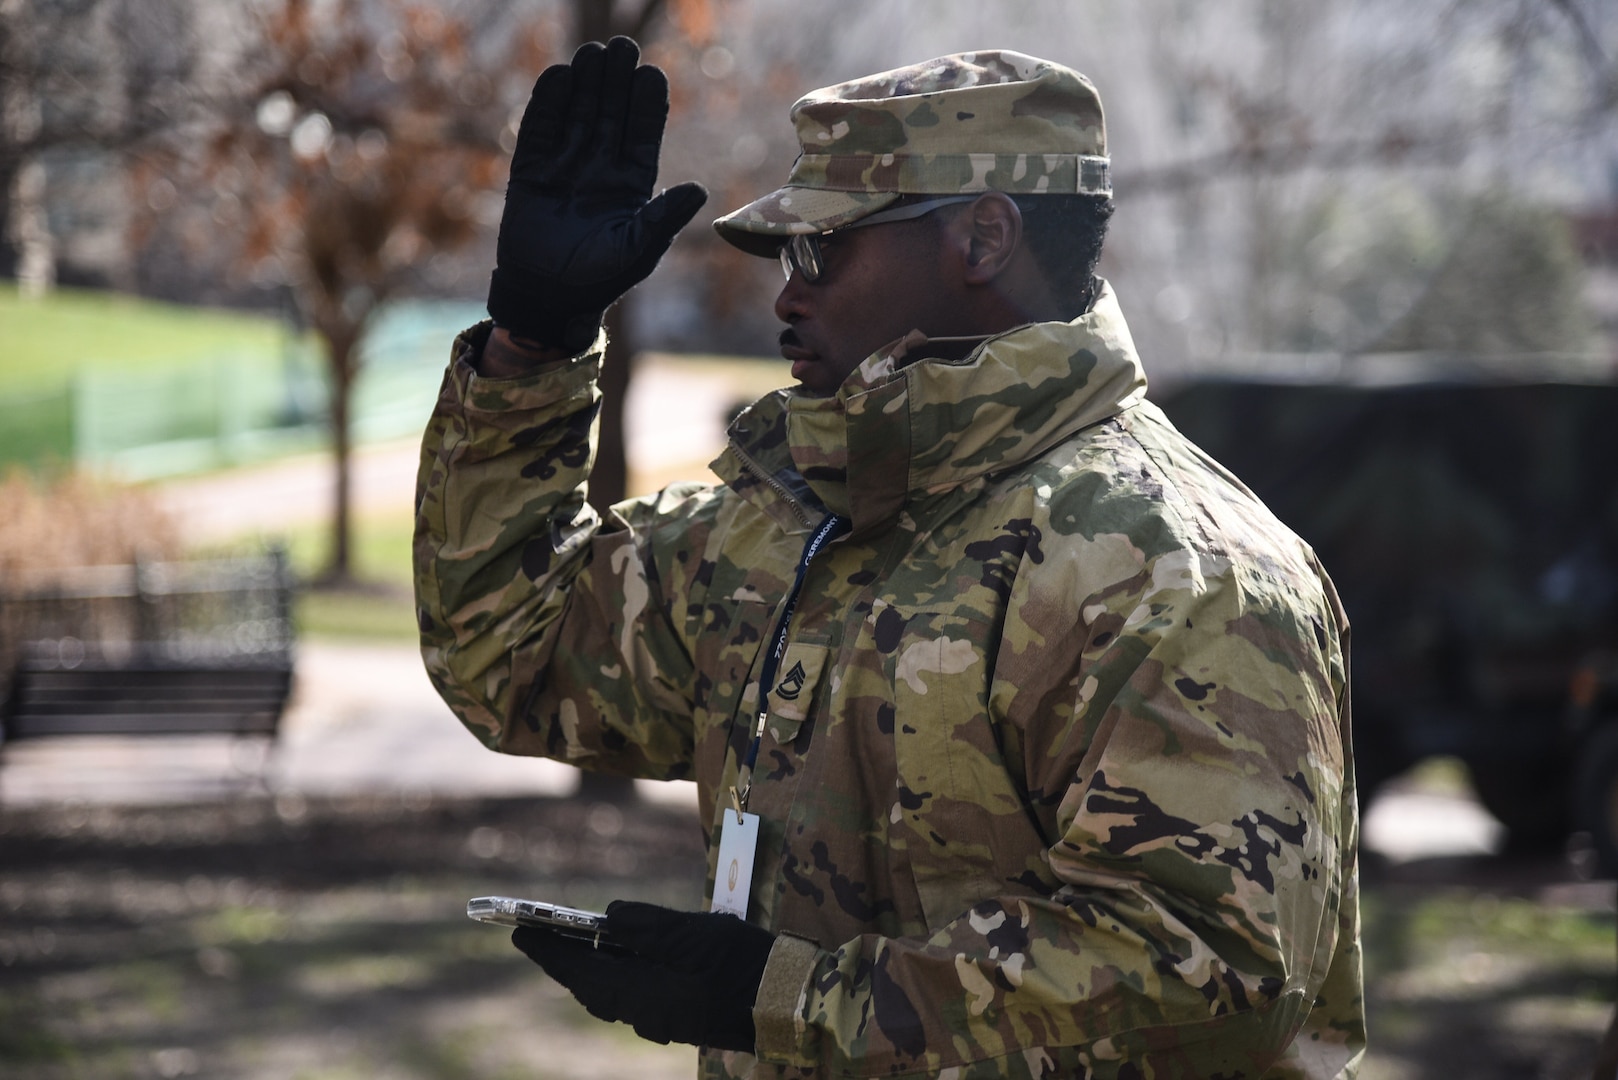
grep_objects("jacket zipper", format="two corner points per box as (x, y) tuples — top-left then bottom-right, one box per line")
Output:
(726, 439), (815, 529)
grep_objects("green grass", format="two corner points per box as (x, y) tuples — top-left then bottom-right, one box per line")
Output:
(0, 286), (317, 471)
(0, 285), (294, 393)
(295, 588), (419, 642)
(280, 508), (420, 641)
(282, 510), (417, 590)
(1360, 880), (1615, 1078)
(194, 506), (421, 641)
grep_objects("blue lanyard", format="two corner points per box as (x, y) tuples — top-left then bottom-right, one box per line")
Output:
(733, 512), (848, 813)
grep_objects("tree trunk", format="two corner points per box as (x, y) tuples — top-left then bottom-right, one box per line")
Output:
(323, 334), (356, 586)
(0, 158), (18, 280)
(576, 0), (615, 45)
(588, 302), (631, 514)
(12, 159), (54, 296)
(0, 9), (22, 280)
(576, 318), (640, 807)
(574, 0), (666, 47)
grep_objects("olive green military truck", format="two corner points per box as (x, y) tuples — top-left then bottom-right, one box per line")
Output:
(1158, 365), (1618, 874)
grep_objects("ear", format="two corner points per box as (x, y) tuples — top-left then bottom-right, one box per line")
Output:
(953, 193), (1023, 285)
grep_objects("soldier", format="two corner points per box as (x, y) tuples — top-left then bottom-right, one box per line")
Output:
(415, 36), (1365, 1079)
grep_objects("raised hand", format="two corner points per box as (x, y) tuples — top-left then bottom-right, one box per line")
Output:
(487, 36), (709, 354)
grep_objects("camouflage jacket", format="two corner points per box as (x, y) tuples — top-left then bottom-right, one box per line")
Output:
(414, 283), (1365, 1079)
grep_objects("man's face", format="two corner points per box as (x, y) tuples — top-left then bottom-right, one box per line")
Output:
(773, 214), (959, 397)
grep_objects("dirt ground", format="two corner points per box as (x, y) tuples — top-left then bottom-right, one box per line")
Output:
(1, 794), (708, 1080)
(1, 791), (1613, 1080)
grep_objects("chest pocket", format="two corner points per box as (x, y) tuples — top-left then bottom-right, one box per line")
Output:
(885, 606), (1038, 929)
(765, 639), (829, 748)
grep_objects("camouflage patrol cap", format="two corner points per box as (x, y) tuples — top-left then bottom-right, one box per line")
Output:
(713, 49), (1110, 257)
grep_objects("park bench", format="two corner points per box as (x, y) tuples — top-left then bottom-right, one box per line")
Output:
(0, 552), (295, 766)
(4, 664), (291, 741)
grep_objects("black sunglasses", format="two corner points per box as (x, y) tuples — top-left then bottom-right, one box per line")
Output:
(776, 196), (979, 283)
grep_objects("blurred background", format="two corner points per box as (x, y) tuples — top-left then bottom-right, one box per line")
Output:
(1, 0), (1615, 1077)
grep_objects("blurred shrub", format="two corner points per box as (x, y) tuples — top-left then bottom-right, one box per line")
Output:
(1263, 185), (1596, 357)
(1374, 192), (1596, 356)
(0, 469), (180, 586)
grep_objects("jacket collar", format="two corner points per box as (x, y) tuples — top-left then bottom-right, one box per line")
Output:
(714, 279), (1148, 534)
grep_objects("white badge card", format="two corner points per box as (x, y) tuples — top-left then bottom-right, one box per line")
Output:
(709, 810), (760, 917)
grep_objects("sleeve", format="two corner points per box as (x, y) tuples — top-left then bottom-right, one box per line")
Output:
(412, 322), (720, 780)
(752, 532), (1358, 1078)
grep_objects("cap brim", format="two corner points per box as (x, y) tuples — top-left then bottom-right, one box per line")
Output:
(712, 187), (903, 257)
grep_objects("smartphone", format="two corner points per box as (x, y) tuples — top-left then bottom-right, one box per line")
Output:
(466, 895), (622, 950)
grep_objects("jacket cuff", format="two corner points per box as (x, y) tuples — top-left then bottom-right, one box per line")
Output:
(752, 932), (824, 1066)
(448, 321), (606, 405)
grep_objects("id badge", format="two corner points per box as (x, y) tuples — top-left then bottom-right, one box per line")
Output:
(710, 810), (760, 917)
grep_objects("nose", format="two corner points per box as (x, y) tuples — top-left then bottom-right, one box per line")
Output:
(774, 269), (812, 325)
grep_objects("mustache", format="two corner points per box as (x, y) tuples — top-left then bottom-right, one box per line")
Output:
(778, 328), (803, 350)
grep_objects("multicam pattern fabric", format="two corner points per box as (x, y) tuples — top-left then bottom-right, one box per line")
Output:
(413, 282), (1365, 1079)
(714, 50), (1111, 257)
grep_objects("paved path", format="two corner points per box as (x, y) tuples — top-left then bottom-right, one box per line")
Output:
(1, 644), (1501, 864)
(154, 439), (426, 544)
(0, 640), (700, 814)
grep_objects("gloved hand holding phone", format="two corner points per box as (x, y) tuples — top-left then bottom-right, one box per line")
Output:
(511, 899), (775, 1052)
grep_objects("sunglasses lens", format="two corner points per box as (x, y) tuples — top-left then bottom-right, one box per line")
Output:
(800, 236), (821, 282)
(779, 234), (823, 283)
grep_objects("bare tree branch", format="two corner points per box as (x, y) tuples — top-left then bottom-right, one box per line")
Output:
(629, 0), (669, 43)
(1543, 0), (1618, 111)
(1118, 124), (1473, 197)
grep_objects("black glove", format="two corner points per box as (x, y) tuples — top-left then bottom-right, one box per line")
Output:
(511, 900), (774, 1051)
(488, 36), (709, 353)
